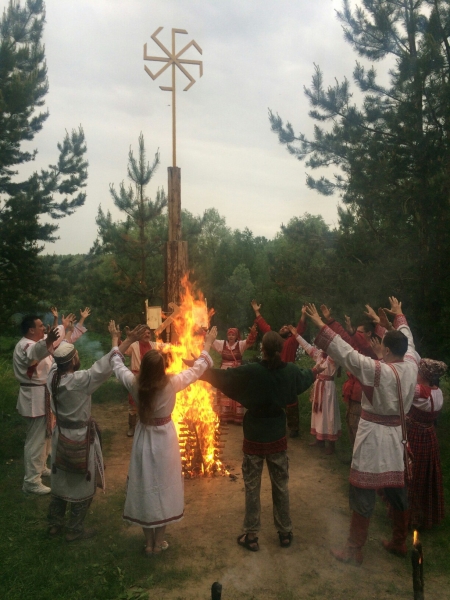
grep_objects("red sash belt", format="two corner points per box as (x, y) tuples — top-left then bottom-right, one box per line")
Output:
(142, 415), (172, 427)
(361, 409), (400, 427)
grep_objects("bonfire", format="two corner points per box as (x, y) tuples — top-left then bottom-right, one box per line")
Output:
(162, 276), (227, 477)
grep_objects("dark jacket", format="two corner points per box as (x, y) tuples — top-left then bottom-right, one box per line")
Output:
(202, 361), (315, 454)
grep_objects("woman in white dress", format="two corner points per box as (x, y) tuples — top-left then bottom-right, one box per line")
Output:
(109, 323), (217, 554)
(289, 317), (341, 454)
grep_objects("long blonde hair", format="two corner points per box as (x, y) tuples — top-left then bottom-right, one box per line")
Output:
(137, 350), (168, 423)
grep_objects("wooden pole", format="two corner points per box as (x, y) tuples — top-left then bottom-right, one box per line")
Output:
(165, 167), (188, 341)
(168, 167), (181, 241)
(171, 29), (177, 168)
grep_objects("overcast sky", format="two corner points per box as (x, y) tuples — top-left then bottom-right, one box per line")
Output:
(19, 0), (369, 254)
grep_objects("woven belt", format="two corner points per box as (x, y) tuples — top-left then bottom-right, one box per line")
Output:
(317, 375), (334, 381)
(56, 419), (90, 429)
(142, 415), (172, 427)
(361, 409), (401, 427)
(20, 382), (45, 387)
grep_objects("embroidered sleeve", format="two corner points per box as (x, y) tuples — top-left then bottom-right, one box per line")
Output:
(314, 325), (337, 353)
(295, 334), (321, 361)
(254, 315), (271, 334)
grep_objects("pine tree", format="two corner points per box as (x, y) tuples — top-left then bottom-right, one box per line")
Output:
(0, 0), (88, 319)
(269, 0), (450, 357)
(93, 133), (167, 320)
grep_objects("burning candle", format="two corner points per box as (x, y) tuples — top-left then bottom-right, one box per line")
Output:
(411, 530), (424, 600)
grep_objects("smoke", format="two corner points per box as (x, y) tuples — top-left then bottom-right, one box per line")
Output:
(74, 333), (105, 362)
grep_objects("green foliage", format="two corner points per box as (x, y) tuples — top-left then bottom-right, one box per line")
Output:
(0, 1), (88, 323)
(92, 133), (167, 323)
(269, 0), (450, 360)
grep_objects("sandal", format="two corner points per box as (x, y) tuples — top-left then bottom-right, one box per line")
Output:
(153, 540), (169, 553)
(278, 531), (293, 548)
(237, 533), (259, 552)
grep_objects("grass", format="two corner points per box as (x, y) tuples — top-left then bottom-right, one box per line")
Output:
(295, 353), (450, 575)
(0, 333), (200, 600)
(0, 335), (449, 598)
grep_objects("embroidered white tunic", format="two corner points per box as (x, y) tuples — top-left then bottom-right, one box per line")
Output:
(14, 325), (65, 417)
(295, 335), (341, 441)
(46, 349), (115, 501)
(315, 315), (418, 488)
(111, 350), (213, 528)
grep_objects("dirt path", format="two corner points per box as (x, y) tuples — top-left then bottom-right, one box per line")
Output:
(93, 401), (447, 600)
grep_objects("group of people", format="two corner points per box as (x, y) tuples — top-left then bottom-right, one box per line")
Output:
(12, 296), (446, 562)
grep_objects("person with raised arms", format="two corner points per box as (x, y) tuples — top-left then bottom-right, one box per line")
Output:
(305, 298), (418, 565)
(109, 322), (217, 555)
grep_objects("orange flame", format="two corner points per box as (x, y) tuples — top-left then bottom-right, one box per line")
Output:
(413, 530), (419, 546)
(160, 275), (224, 476)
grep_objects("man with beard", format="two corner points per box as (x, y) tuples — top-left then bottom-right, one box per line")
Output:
(46, 341), (121, 541)
(251, 300), (306, 437)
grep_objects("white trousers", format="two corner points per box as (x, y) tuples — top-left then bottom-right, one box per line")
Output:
(23, 416), (51, 486)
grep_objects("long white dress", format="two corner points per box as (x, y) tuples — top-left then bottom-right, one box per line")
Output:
(295, 335), (341, 441)
(111, 350), (213, 528)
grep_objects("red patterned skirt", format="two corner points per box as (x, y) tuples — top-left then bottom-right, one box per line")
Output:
(407, 406), (444, 529)
(214, 360), (244, 425)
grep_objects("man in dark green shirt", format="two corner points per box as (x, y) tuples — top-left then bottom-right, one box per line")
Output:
(202, 330), (319, 551)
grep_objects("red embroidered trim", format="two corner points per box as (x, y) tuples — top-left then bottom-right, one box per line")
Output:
(393, 314), (408, 328)
(314, 326), (336, 352)
(123, 511), (184, 527)
(310, 428), (341, 441)
(360, 410), (400, 427)
(373, 361), (381, 387)
(142, 415), (172, 426)
(110, 350), (124, 362)
(349, 468), (404, 489)
(243, 437), (287, 455)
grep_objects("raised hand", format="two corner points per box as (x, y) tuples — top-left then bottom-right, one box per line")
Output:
(344, 315), (354, 335)
(364, 304), (380, 323)
(305, 303), (325, 328)
(377, 307), (393, 330)
(320, 304), (332, 321)
(203, 326), (218, 351)
(287, 324), (298, 337)
(61, 313), (76, 330)
(50, 306), (58, 318)
(384, 296), (402, 316)
(370, 336), (383, 359)
(124, 324), (148, 342)
(108, 320), (121, 337)
(46, 327), (60, 349)
(251, 300), (261, 315)
(80, 307), (91, 320)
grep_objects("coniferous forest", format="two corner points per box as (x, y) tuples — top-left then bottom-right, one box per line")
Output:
(1, 0), (450, 363)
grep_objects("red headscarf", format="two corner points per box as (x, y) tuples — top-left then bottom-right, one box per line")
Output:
(227, 327), (241, 341)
